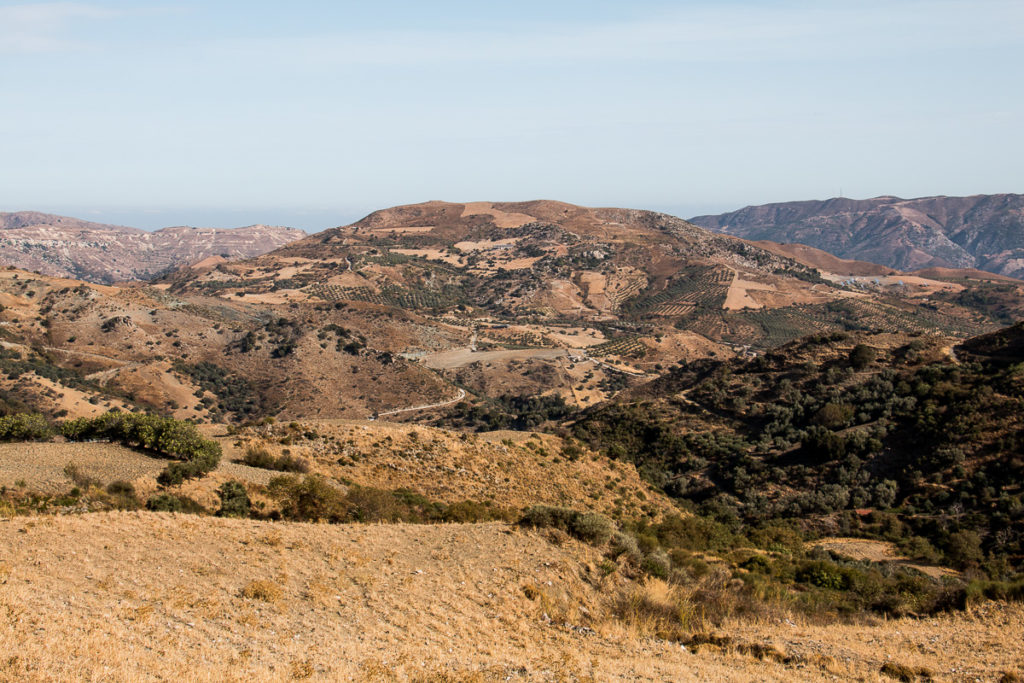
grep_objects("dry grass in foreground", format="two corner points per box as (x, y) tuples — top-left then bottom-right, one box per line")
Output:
(0, 512), (1021, 682)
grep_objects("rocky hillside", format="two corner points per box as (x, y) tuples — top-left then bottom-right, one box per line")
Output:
(167, 200), (1008, 348)
(691, 194), (1024, 279)
(0, 200), (1017, 424)
(0, 211), (305, 283)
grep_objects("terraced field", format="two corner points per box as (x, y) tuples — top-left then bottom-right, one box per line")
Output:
(622, 265), (731, 316)
(306, 284), (461, 310)
(588, 337), (645, 358)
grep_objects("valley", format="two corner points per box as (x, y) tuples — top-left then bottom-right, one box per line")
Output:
(0, 199), (1022, 682)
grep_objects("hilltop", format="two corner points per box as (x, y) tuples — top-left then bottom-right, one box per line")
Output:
(0, 211), (305, 283)
(690, 194), (1024, 279)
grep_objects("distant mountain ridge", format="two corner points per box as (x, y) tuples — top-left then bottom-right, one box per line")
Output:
(690, 194), (1024, 279)
(0, 211), (306, 283)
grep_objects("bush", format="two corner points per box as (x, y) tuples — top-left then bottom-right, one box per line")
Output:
(946, 530), (984, 567)
(519, 505), (614, 545)
(146, 493), (206, 514)
(796, 561), (849, 590)
(267, 474), (348, 522)
(440, 500), (509, 523)
(850, 344), (876, 370)
(641, 549), (672, 579)
(62, 412), (221, 485)
(241, 445), (310, 473)
(217, 481), (251, 518)
(0, 413), (52, 441)
(105, 480), (135, 496)
(146, 493), (183, 512)
(653, 514), (737, 552)
(608, 531), (642, 562)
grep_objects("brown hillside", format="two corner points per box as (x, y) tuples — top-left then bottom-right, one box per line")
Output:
(749, 240), (893, 276)
(1, 512), (1021, 681)
(692, 193), (1024, 279)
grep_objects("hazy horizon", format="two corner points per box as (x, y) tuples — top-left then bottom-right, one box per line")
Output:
(11, 191), (1019, 234)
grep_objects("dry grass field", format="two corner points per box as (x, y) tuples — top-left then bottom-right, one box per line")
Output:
(225, 420), (676, 520)
(0, 512), (1021, 682)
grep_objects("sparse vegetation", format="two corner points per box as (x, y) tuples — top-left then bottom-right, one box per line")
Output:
(240, 445), (309, 473)
(266, 474), (511, 525)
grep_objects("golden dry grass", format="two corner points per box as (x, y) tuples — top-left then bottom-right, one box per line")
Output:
(229, 419), (676, 519)
(0, 512), (1021, 682)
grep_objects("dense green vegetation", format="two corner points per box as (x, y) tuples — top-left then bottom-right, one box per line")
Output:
(61, 411), (222, 485)
(0, 346), (105, 399)
(443, 393), (573, 431)
(518, 505), (1003, 624)
(573, 328), (1024, 581)
(240, 444), (309, 473)
(0, 413), (52, 441)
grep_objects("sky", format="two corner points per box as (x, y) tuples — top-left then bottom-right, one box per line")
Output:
(0, 0), (1022, 231)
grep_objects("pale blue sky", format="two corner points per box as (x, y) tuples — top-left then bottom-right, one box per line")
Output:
(1, 0), (1022, 230)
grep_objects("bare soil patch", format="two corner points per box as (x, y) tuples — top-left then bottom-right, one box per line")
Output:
(423, 347), (567, 370)
(810, 537), (958, 580)
(461, 201), (535, 228)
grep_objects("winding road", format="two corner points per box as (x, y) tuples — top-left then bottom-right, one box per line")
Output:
(374, 387), (467, 418)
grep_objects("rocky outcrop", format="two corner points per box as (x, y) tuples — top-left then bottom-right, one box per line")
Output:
(691, 194), (1024, 279)
(0, 212), (305, 283)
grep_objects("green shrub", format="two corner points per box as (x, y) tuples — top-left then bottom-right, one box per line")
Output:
(147, 493), (183, 512)
(519, 505), (615, 545)
(607, 531), (642, 562)
(62, 412), (221, 485)
(739, 554), (772, 573)
(267, 474), (348, 522)
(641, 549), (672, 579)
(217, 481), (251, 518)
(0, 413), (52, 441)
(146, 493), (205, 514)
(849, 344), (876, 370)
(241, 445), (310, 473)
(105, 480), (135, 496)
(796, 561), (849, 590)
(965, 579), (1024, 604)
(440, 499), (508, 523)
(653, 514), (736, 552)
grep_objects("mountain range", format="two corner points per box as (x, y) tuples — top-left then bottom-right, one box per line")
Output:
(0, 211), (305, 283)
(690, 193), (1024, 279)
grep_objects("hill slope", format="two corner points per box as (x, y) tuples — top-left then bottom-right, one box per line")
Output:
(1, 512), (1021, 681)
(0, 198), (1017, 423)
(0, 211), (305, 283)
(572, 326), (1024, 576)
(690, 194), (1024, 279)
